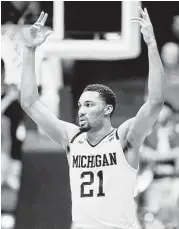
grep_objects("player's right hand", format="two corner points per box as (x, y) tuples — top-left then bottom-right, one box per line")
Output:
(24, 11), (52, 49)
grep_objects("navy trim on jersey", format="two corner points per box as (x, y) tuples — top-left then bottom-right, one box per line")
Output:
(70, 131), (83, 143)
(115, 128), (119, 140)
(87, 129), (115, 147)
(66, 145), (70, 154)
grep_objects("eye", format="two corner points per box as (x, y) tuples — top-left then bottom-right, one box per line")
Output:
(85, 102), (92, 107)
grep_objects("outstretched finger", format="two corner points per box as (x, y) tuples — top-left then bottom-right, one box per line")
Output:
(131, 18), (145, 27)
(131, 17), (144, 22)
(138, 6), (147, 20)
(41, 13), (48, 26)
(36, 11), (44, 23)
(131, 20), (145, 27)
(144, 8), (151, 23)
(31, 24), (40, 31)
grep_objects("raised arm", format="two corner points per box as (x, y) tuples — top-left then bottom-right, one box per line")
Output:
(126, 7), (165, 149)
(20, 12), (79, 150)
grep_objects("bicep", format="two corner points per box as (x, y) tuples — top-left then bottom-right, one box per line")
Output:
(127, 101), (163, 148)
(22, 100), (79, 150)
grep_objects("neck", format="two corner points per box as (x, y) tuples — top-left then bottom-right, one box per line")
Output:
(86, 121), (114, 145)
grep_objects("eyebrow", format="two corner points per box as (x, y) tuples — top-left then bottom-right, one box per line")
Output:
(78, 100), (94, 104)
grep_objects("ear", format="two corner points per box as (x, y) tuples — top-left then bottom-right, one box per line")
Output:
(104, 105), (113, 116)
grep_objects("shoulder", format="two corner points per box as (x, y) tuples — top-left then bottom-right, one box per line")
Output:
(63, 121), (80, 142)
(67, 130), (85, 153)
(117, 118), (134, 138)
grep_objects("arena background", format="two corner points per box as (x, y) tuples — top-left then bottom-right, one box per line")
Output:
(1, 1), (179, 229)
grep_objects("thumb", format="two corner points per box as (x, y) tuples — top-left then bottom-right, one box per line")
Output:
(44, 30), (53, 40)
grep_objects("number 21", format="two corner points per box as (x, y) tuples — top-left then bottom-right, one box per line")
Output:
(80, 170), (105, 197)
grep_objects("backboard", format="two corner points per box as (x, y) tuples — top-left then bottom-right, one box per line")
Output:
(40, 1), (141, 60)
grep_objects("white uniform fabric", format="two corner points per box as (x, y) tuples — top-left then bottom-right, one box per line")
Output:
(69, 129), (138, 229)
(70, 222), (139, 229)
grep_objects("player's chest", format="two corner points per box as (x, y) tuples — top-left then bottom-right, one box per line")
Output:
(69, 141), (121, 171)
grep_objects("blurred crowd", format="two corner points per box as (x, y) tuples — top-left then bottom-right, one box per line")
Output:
(1, 60), (25, 190)
(1, 58), (25, 229)
(1, 2), (52, 228)
(1, 2), (179, 229)
(135, 16), (179, 229)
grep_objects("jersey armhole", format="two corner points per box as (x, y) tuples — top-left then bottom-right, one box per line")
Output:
(67, 131), (83, 154)
(115, 128), (139, 172)
(70, 131), (83, 143)
(115, 128), (119, 140)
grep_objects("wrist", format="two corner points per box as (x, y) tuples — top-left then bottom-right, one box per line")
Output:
(24, 45), (36, 52)
(147, 39), (157, 48)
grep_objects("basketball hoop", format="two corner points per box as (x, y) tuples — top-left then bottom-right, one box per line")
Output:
(39, 1), (141, 60)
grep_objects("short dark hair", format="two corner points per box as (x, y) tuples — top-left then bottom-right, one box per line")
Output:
(83, 84), (116, 116)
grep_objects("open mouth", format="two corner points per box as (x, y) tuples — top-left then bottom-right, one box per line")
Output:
(79, 120), (86, 125)
(79, 118), (87, 125)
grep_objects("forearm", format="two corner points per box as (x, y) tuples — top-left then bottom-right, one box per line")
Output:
(147, 41), (165, 104)
(21, 47), (39, 108)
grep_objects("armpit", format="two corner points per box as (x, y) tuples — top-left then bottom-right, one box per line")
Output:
(123, 140), (133, 154)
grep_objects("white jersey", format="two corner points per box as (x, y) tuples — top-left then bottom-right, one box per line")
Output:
(68, 129), (138, 229)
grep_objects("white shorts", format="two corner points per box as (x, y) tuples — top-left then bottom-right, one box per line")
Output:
(71, 222), (140, 229)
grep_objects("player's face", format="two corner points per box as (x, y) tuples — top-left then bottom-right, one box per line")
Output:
(78, 91), (106, 132)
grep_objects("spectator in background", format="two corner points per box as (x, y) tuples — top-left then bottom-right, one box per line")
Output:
(161, 42), (179, 84)
(1, 83), (20, 115)
(1, 59), (12, 185)
(1, 116), (11, 185)
(16, 1), (40, 25)
(160, 42), (179, 114)
(139, 38), (179, 228)
(139, 102), (179, 228)
(1, 59), (26, 190)
(1, 1), (40, 25)
(172, 15), (179, 40)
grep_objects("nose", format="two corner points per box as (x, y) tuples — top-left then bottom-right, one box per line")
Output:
(78, 106), (85, 117)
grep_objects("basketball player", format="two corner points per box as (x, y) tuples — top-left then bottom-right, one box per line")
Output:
(21, 7), (166, 229)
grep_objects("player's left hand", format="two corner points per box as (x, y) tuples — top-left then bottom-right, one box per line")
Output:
(131, 6), (156, 45)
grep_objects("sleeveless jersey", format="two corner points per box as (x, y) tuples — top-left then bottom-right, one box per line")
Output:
(68, 129), (138, 229)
